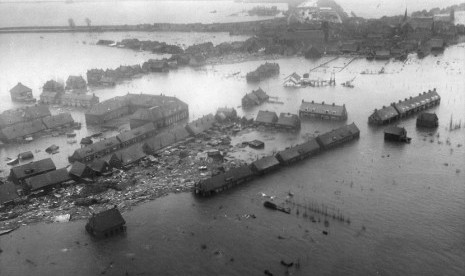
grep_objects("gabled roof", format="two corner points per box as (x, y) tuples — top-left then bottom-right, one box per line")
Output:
(86, 96), (127, 116)
(10, 82), (32, 94)
(285, 72), (302, 81)
(384, 126), (406, 135)
(112, 145), (146, 166)
(42, 113), (74, 129)
(394, 90), (440, 114)
(10, 158), (56, 180)
(72, 137), (121, 159)
(296, 138), (320, 155)
(253, 88), (269, 102)
(276, 147), (300, 162)
(300, 101), (345, 116)
(417, 112), (438, 122)
(69, 161), (90, 177)
(87, 207), (125, 232)
(371, 105), (399, 121)
(276, 113), (300, 128)
(24, 105), (51, 119)
(26, 168), (70, 191)
(0, 109), (28, 128)
(255, 110), (278, 124)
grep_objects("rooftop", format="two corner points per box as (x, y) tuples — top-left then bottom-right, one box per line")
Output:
(10, 158), (56, 180)
(300, 100), (346, 116)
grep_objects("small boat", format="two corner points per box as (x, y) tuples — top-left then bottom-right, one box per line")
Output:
(7, 157), (19, 166)
(66, 132), (76, 138)
(45, 144), (59, 154)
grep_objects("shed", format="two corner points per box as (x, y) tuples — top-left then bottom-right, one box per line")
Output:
(85, 206), (126, 238)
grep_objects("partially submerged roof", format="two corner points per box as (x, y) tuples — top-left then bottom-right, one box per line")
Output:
(394, 90), (440, 114)
(87, 207), (126, 232)
(42, 113), (74, 129)
(384, 126), (406, 136)
(255, 110), (278, 124)
(317, 123), (360, 146)
(0, 182), (19, 205)
(371, 105), (399, 121)
(10, 158), (56, 180)
(252, 156), (280, 172)
(10, 82), (32, 94)
(300, 101), (345, 116)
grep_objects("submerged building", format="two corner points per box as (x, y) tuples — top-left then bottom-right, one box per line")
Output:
(299, 100), (348, 121)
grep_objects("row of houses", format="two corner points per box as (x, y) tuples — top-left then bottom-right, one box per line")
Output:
(255, 111), (301, 131)
(194, 123), (360, 196)
(39, 77), (99, 107)
(0, 106), (75, 143)
(299, 100), (348, 121)
(368, 89), (440, 125)
(70, 114), (214, 164)
(84, 93), (189, 129)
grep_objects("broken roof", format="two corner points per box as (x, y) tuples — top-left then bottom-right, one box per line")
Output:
(0, 182), (18, 205)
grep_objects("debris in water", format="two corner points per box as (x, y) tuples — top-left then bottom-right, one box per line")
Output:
(322, 230), (328, 235)
(264, 269), (274, 276)
(280, 260), (294, 267)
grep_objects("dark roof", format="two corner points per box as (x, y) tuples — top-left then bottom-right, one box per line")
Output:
(112, 145), (146, 166)
(26, 168), (70, 191)
(88, 159), (110, 173)
(276, 147), (300, 162)
(417, 112), (438, 122)
(24, 105), (51, 119)
(223, 165), (254, 182)
(186, 114), (215, 136)
(87, 207), (125, 232)
(0, 182), (18, 205)
(296, 138), (320, 155)
(43, 80), (64, 92)
(255, 110), (278, 124)
(242, 92), (260, 105)
(430, 38), (444, 48)
(371, 105), (399, 121)
(394, 90), (440, 114)
(42, 113), (74, 129)
(69, 161), (90, 177)
(72, 137), (121, 159)
(10, 82), (32, 94)
(0, 109), (28, 128)
(116, 123), (155, 144)
(317, 123), (360, 147)
(198, 174), (226, 193)
(86, 96), (127, 116)
(130, 107), (164, 122)
(276, 113), (300, 128)
(1, 119), (46, 140)
(10, 158), (56, 180)
(384, 126), (406, 136)
(253, 88), (269, 102)
(300, 101), (346, 116)
(375, 50), (391, 57)
(252, 156), (280, 171)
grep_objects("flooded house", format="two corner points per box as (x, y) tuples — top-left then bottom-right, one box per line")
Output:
(340, 42), (359, 54)
(215, 107), (237, 122)
(85, 96), (128, 125)
(88, 159), (112, 176)
(0, 182), (19, 206)
(109, 145), (146, 169)
(194, 165), (254, 196)
(316, 123), (360, 150)
(276, 147), (301, 165)
(374, 50), (391, 60)
(275, 113), (301, 130)
(283, 72), (302, 87)
(69, 137), (121, 163)
(25, 168), (71, 195)
(251, 156), (280, 175)
(185, 114), (215, 136)
(295, 138), (321, 159)
(142, 59), (169, 72)
(128, 97), (189, 129)
(392, 89), (441, 118)
(116, 123), (157, 147)
(9, 158), (56, 185)
(430, 38), (445, 53)
(242, 88), (269, 108)
(10, 82), (35, 102)
(255, 110), (278, 127)
(416, 112), (438, 128)
(384, 126), (411, 142)
(299, 100), (348, 121)
(368, 105), (399, 125)
(60, 92), (99, 107)
(304, 45), (322, 59)
(42, 113), (74, 130)
(246, 62), (280, 82)
(65, 75), (87, 93)
(85, 206), (126, 238)
(40, 80), (65, 104)
(0, 119), (46, 143)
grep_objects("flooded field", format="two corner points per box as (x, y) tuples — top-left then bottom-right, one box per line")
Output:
(0, 32), (464, 275)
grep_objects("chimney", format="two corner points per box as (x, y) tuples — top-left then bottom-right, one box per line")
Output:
(332, 103), (335, 106)
(322, 101), (325, 105)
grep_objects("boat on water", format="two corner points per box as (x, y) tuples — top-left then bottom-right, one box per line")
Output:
(263, 201), (290, 214)
(6, 157), (19, 166)
(45, 144), (59, 154)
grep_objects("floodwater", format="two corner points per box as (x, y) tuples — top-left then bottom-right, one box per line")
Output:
(0, 16), (465, 276)
(0, 0), (288, 28)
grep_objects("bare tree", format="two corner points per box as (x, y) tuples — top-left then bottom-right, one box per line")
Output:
(68, 18), (76, 28)
(85, 18), (91, 27)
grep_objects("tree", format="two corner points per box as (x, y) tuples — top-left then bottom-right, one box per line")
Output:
(68, 18), (76, 28)
(85, 18), (91, 27)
